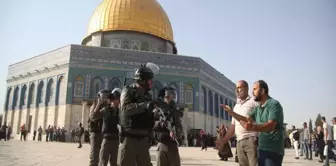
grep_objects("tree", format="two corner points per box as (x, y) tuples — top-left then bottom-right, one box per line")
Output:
(315, 114), (323, 128)
(309, 119), (313, 133)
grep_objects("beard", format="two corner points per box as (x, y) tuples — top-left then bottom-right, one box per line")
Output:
(253, 90), (262, 102)
(236, 91), (245, 99)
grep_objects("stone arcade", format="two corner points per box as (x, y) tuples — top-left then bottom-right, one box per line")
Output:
(2, 0), (236, 139)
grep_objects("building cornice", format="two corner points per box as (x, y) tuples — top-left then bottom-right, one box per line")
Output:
(6, 64), (69, 83)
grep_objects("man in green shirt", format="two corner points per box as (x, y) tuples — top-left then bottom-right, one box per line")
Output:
(222, 80), (284, 166)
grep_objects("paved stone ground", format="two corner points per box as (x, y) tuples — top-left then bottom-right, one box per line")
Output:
(0, 140), (335, 166)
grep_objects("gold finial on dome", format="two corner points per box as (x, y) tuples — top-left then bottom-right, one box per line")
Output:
(85, 0), (174, 42)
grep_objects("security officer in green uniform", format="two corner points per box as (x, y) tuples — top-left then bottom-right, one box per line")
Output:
(89, 89), (109, 166)
(117, 62), (160, 166)
(153, 87), (182, 166)
(90, 88), (121, 166)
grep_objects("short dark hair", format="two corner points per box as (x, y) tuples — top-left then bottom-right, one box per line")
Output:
(257, 80), (269, 95)
(321, 116), (326, 121)
(333, 117), (336, 121)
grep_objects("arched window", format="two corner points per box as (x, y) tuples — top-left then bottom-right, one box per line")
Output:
(12, 87), (19, 110)
(208, 91), (213, 116)
(224, 98), (228, 120)
(74, 75), (85, 97)
(153, 81), (162, 99)
(141, 41), (149, 51)
(202, 86), (207, 114)
(151, 44), (157, 52)
(91, 77), (104, 97)
(5, 88), (12, 111)
(110, 39), (121, 48)
(37, 81), (44, 106)
(229, 101), (234, 121)
(28, 83), (35, 107)
(123, 40), (130, 49)
(20, 85), (27, 107)
(5, 88), (13, 111)
(220, 96), (224, 119)
(184, 84), (193, 104)
(214, 94), (219, 117)
(109, 78), (121, 90)
(46, 79), (55, 104)
(56, 76), (65, 105)
(131, 40), (140, 50)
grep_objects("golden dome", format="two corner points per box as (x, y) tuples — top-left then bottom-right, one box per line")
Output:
(86, 0), (174, 42)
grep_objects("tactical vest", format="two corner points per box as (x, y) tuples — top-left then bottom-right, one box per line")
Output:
(155, 101), (175, 143)
(120, 85), (154, 137)
(89, 118), (102, 133)
(102, 107), (119, 135)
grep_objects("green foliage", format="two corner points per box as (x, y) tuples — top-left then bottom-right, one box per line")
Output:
(309, 119), (313, 133)
(315, 114), (323, 128)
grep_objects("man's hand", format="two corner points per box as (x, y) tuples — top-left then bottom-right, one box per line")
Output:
(146, 101), (155, 111)
(97, 97), (104, 106)
(240, 120), (253, 130)
(170, 132), (175, 139)
(220, 104), (232, 113)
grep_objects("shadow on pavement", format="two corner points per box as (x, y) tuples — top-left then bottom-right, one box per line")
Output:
(182, 164), (214, 165)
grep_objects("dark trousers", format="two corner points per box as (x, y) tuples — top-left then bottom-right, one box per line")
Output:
(38, 133), (42, 141)
(46, 134), (49, 142)
(20, 132), (26, 141)
(258, 150), (283, 166)
(201, 139), (207, 150)
(33, 134), (36, 141)
(49, 133), (54, 142)
(325, 140), (335, 166)
(78, 135), (83, 147)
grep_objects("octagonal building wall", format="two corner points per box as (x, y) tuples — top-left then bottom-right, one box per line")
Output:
(3, 46), (71, 139)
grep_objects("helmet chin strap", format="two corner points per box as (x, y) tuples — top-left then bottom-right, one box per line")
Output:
(137, 80), (151, 91)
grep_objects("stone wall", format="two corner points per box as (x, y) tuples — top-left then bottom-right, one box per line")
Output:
(83, 31), (175, 54)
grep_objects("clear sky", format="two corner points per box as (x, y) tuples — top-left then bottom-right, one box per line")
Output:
(0, 0), (335, 128)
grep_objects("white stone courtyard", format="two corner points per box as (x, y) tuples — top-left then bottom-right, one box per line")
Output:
(0, 140), (334, 166)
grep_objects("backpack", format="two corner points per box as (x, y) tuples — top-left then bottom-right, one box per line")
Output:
(293, 131), (299, 141)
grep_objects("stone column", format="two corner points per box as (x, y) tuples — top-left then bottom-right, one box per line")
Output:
(81, 101), (89, 129)
(179, 82), (184, 103)
(104, 77), (109, 89)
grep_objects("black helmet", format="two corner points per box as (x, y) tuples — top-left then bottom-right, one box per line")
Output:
(134, 62), (160, 81)
(97, 89), (112, 99)
(158, 87), (177, 102)
(134, 65), (154, 81)
(111, 88), (121, 99)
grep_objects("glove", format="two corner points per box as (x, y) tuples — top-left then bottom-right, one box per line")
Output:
(146, 101), (155, 111)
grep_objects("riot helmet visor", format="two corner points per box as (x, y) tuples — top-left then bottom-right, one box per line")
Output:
(97, 89), (111, 99)
(165, 90), (178, 103)
(146, 62), (160, 75)
(111, 88), (122, 100)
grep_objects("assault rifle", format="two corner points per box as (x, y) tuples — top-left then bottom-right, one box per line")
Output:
(153, 106), (179, 146)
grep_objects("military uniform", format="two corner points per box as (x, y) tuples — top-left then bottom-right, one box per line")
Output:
(153, 98), (182, 166)
(117, 84), (154, 166)
(91, 105), (119, 166)
(89, 111), (103, 166)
